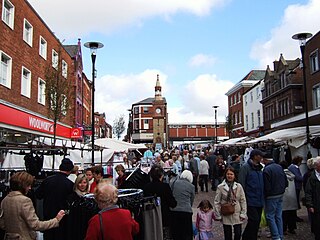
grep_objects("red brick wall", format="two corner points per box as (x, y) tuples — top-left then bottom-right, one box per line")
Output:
(0, 0), (74, 126)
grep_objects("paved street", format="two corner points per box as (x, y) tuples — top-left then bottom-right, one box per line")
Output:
(192, 189), (314, 240)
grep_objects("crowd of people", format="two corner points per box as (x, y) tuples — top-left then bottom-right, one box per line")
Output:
(0, 144), (319, 240)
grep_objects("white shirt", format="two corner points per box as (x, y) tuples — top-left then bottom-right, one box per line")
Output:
(199, 160), (209, 175)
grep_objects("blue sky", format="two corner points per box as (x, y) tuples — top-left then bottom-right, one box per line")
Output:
(28, 0), (318, 126)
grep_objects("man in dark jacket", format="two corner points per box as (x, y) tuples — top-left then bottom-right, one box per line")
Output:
(305, 157), (320, 240)
(35, 158), (74, 240)
(263, 156), (288, 240)
(238, 149), (264, 240)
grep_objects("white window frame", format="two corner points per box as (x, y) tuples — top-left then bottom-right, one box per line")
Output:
(2, 0), (14, 29)
(52, 49), (58, 69)
(310, 50), (319, 74)
(313, 85), (320, 109)
(251, 112), (254, 129)
(61, 94), (67, 116)
(0, 50), (12, 88)
(21, 66), (31, 98)
(39, 36), (47, 60)
(62, 60), (67, 78)
(144, 119), (149, 129)
(23, 18), (33, 46)
(38, 78), (46, 105)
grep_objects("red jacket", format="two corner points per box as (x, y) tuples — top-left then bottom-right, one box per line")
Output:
(85, 208), (139, 240)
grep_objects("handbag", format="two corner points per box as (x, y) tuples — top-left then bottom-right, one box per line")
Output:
(220, 182), (236, 216)
(220, 202), (235, 215)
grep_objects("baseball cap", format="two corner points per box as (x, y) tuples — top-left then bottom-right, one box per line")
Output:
(250, 149), (265, 158)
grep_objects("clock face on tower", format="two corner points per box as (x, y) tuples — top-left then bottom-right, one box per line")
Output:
(156, 108), (161, 114)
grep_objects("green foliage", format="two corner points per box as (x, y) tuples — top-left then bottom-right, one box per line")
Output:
(225, 115), (233, 136)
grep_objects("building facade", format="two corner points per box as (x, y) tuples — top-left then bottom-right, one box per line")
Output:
(225, 70), (265, 138)
(129, 75), (168, 148)
(243, 80), (264, 137)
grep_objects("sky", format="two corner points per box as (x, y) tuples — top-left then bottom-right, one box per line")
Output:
(28, 0), (319, 127)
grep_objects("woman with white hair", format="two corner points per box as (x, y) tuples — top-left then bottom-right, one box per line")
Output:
(170, 170), (195, 240)
(85, 181), (139, 240)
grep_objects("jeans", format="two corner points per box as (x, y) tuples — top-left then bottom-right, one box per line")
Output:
(265, 197), (283, 240)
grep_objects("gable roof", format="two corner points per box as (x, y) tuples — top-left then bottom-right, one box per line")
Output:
(64, 45), (78, 58)
(133, 97), (167, 105)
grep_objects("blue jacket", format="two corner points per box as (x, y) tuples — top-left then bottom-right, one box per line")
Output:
(238, 159), (264, 207)
(263, 161), (288, 198)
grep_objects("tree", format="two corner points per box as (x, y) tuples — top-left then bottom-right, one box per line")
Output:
(45, 48), (71, 169)
(113, 115), (126, 140)
(225, 114), (233, 138)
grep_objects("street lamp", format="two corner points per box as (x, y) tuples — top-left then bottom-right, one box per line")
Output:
(213, 105), (219, 144)
(292, 32), (313, 160)
(84, 41), (104, 164)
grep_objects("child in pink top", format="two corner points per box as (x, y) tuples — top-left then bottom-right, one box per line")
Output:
(195, 199), (215, 240)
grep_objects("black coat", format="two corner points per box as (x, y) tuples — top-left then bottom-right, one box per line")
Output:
(66, 192), (99, 240)
(143, 180), (177, 227)
(35, 172), (74, 240)
(305, 171), (320, 212)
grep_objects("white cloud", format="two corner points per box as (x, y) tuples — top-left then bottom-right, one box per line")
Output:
(94, 70), (233, 127)
(250, 0), (320, 69)
(94, 69), (168, 125)
(188, 54), (217, 67)
(28, 0), (228, 38)
(169, 74), (234, 123)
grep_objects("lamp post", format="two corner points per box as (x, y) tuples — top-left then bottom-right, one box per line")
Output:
(84, 41), (104, 164)
(213, 105), (219, 144)
(292, 32), (313, 159)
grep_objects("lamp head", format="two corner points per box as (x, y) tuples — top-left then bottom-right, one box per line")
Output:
(84, 41), (104, 55)
(212, 105), (219, 109)
(292, 32), (313, 46)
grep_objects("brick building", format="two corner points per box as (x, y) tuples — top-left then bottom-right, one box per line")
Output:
(0, 0), (91, 142)
(129, 75), (168, 148)
(225, 70), (265, 138)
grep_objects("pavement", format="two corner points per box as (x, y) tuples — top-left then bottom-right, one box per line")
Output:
(192, 189), (314, 240)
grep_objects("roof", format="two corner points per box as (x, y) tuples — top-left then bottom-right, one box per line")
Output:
(242, 70), (266, 81)
(133, 97), (167, 105)
(63, 45), (78, 58)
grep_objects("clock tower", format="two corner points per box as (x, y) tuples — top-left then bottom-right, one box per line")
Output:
(153, 74), (167, 149)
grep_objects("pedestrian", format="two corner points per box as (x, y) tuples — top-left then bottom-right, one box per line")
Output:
(85, 182), (139, 240)
(171, 170), (195, 240)
(143, 164), (177, 239)
(66, 174), (98, 240)
(214, 167), (247, 240)
(85, 167), (94, 189)
(195, 200), (215, 240)
(89, 165), (104, 193)
(305, 157), (320, 240)
(288, 156), (304, 222)
(206, 150), (217, 190)
(199, 154), (210, 192)
(35, 158), (74, 240)
(115, 164), (127, 189)
(238, 149), (264, 240)
(279, 160), (298, 235)
(0, 172), (65, 240)
(216, 155), (226, 185)
(230, 154), (241, 179)
(262, 156), (287, 240)
(189, 153), (199, 193)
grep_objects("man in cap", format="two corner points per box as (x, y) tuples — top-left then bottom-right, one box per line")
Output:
(262, 154), (287, 240)
(36, 158), (74, 240)
(238, 149), (265, 240)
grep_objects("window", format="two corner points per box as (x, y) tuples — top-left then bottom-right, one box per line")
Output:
(313, 85), (320, 109)
(245, 115), (248, 130)
(38, 78), (46, 105)
(143, 107), (149, 113)
(233, 95), (236, 105)
(244, 95), (248, 106)
(21, 67), (31, 98)
(2, 0), (14, 29)
(23, 19), (33, 46)
(133, 107), (139, 114)
(251, 112), (254, 129)
(144, 119), (149, 129)
(134, 120), (139, 130)
(310, 50), (319, 73)
(250, 92), (253, 102)
(62, 60), (67, 78)
(234, 112), (238, 124)
(230, 96), (233, 106)
(257, 110), (261, 127)
(0, 51), (12, 88)
(52, 50), (58, 68)
(280, 72), (287, 89)
(238, 92), (241, 103)
(238, 111), (242, 123)
(256, 87), (260, 99)
(39, 36), (47, 59)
